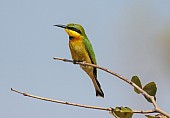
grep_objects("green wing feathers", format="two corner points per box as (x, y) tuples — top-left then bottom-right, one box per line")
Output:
(83, 38), (97, 78)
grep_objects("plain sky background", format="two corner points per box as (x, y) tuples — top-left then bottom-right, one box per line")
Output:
(1, 0), (170, 118)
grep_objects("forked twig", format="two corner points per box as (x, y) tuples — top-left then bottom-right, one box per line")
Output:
(52, 57), (170, 117)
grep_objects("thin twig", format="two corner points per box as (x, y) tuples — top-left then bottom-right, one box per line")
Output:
(11, 88), (110, 111)
(53, 57), (170, 118)
(11, 88), (158, 115)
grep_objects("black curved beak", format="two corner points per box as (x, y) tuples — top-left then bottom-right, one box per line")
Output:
(53, 24), (66, 29)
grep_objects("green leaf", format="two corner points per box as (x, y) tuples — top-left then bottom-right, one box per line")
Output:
(143, 82), (157, 103)
(110, 107), (133, 118)
(131, 76), (142, 94)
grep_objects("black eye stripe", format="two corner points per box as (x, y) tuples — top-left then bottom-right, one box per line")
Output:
(67, 27), (82, 34)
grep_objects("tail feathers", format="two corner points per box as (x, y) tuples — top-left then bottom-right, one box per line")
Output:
(96, 88), (104, 98)
(92, 77), (104, 98)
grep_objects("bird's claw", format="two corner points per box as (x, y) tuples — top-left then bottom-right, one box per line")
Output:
(82, 61), (86, 66)
(73, 60), (86, 66)
(73, 60), (76, 64)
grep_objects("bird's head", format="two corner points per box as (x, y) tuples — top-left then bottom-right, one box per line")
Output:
(54, 23), (87, 39)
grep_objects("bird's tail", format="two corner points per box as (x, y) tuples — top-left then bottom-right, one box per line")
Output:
(92, 77), (104, 98)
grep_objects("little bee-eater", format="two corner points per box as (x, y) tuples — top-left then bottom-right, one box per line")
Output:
(54, 23), (104, 97)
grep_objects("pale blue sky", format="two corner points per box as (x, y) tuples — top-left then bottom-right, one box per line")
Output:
(1, 1), (170, 118)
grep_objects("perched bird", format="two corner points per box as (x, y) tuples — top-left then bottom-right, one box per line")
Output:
(54, 23), (104, 97)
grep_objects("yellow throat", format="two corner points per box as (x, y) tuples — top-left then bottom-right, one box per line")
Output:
(65, 29), (81, 38)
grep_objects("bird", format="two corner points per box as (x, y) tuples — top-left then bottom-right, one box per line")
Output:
(54, 23), (104, 98)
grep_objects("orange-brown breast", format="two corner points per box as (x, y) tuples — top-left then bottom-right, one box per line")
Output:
(69, 36), (94, 78)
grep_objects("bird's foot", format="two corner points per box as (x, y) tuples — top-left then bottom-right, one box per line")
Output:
(73, 60), (77, 64)
(73, 60), (86, 66)
(82, 61), (87, 67)
(73, 60), (83, 64)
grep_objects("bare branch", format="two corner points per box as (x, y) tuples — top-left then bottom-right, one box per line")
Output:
(11, 88), (159, 115)
(53, 57), (170, 118)
(11, 88), (110, 111)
